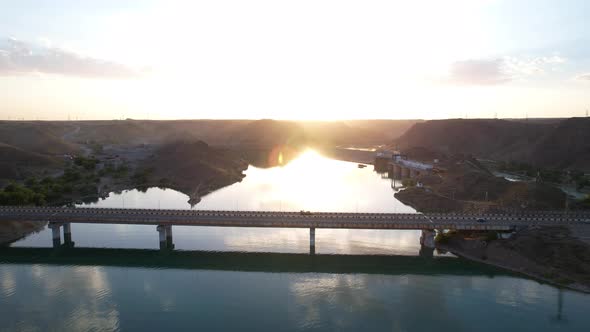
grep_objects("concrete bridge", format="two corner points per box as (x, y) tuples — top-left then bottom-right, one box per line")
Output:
(1, 206), (588, 253)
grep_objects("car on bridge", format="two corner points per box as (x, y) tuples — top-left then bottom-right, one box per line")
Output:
(300, 210), (313, 215)
(476, 218), (487, 223)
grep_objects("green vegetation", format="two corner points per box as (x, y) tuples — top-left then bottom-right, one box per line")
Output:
(98, 162), (128, 179)
(402, 178), (416, 187)
(576, 195), (590, 209)
(497, 161), (590, 189)
(89, 142), (104, 155)
(497, 161), (564, 182)
(74, 156), (99, 170)
(576, 177), (590, 190)
(131, 168), (153, 186)
(0, 183), (46, 205)
(484, 231), (498, 242)
(435, 230), (456, 244)
(0, 158), (103, 206)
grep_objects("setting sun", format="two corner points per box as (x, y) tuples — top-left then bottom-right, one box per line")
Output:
(1, 1), (589, 120)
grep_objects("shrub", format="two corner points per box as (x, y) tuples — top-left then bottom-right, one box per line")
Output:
(74, 156), (99, 170)
(402, 178), (416, 187)
(484, 231), (498, 242)
(0, 183), (45, 206)
(435, 230), (456, 244)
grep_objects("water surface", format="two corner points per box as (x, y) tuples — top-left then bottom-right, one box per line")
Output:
(2, 149), (589, 331)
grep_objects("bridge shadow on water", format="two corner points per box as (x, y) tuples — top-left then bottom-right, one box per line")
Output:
(0, 246), (510, 277)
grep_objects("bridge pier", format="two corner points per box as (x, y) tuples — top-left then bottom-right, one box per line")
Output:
(157, 225), (174, 250)
(310, 227), (316, 255)
(157, 225), (167, 250)
(49, 223), (61, 248)
(63, 223), (73, 246)
(420, 229), (436, 248)
(165, 225), (174, 249)
(419, 244), (434, 258)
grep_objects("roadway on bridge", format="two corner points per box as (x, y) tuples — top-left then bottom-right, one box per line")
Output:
(1, 206), (589, 230)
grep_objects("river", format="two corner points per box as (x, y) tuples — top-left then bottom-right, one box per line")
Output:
(1, 149), (589, 331)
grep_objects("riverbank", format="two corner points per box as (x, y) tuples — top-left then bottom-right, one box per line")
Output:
(391, 155), (590, 292)
(437, 226), (590, 293)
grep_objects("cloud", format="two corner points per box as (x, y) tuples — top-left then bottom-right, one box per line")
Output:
(446, 55), (565, 86)
(447, 59), (509, 85)
(575, 73), (590, 81)
(0, 37), (143, 79)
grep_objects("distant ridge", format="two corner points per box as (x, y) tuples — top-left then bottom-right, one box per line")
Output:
(393, 117), (590, 170)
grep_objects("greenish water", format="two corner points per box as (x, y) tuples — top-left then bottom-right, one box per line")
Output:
(1, 150), (589, 331)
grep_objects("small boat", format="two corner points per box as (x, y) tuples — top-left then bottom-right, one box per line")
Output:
(358, 164), (367, 168)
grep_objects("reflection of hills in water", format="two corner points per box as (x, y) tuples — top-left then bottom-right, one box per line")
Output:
(0, 247), (509, 277)
(240, 147), (303, 168)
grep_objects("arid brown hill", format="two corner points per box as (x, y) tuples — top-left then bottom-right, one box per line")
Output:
(1, 119), (418, 149)
(227, 119), (306, 147)
(0, 121), (78, 155)
(529, 117), (590, 170)
(141, 141), (248, 203)
(394, 119), (551, 159)
(0, 121), (74, 182)
(394, 118), (590, 170)
(0, 143), (61, 184)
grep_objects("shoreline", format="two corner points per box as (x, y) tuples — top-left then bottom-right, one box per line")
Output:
(436, 226), (590, 294)
(438, 244), (590, 294)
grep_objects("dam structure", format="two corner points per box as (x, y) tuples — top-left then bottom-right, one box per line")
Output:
(1, 206), (588, 253)
(374, 150), (434, 179)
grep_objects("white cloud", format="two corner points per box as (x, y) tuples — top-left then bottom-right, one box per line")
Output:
(575, 73), (590, 81)
(0, 37), (143, 79)
(447, 59), (509, 85)
(446, 55), (566, 85)
(503, 55), (565, 76)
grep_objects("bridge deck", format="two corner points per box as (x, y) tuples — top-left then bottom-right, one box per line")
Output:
(1, 207), (588, 230)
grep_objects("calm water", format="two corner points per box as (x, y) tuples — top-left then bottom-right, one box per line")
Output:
(1, 149), (589, 331)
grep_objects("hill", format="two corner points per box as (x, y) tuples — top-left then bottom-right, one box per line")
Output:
(529, 117), (590, 169)
(0, 143), (61, 183)
(0, 121), (79, 155)
(227, 119), (306, 147)
(139, 140), (248, 204)
(393, 118), (590, 170)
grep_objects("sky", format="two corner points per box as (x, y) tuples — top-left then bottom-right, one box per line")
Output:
(0, 0), (589, 120)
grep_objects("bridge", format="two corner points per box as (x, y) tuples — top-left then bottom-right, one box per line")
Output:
(1, 206), (588, 253)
